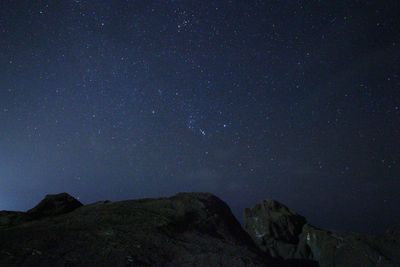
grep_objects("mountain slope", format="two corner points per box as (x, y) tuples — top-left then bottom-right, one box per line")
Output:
(1, 193), (310, 267)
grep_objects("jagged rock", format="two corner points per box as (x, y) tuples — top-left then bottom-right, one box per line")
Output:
(1, 192), (305, 267)
(27, 192), (83, 218)
(244, 199), (400, 267)
(244, 199), (310, 259)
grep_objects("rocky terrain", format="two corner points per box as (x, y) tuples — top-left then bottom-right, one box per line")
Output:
(0, 192), (398, 267)
(244, 199), (400, 267)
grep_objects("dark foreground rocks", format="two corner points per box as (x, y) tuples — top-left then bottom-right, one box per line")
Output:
(244, 199), (400, 267)
(2, 192), (397, 267)
(0, 193), (312, 267)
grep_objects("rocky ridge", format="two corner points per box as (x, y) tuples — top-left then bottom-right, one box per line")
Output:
(1, 193), (398, 266)
(0, 193), (312, 266)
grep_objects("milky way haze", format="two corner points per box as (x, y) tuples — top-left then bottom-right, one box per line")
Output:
(1, 1), (399, 233)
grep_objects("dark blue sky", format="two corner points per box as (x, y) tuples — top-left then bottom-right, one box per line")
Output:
(1, 0), (399, 234)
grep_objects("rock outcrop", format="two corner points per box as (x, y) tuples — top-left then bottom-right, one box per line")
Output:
(244, 199), (311, 260)
(0, 192), (310, 267)
(244, 199), (400, 267)
(27, 192), (83, 218)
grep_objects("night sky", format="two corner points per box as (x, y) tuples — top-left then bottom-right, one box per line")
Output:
(1, 1), (400, 234)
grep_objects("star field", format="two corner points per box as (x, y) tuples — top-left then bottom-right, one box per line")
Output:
(1, 1), (400, 233)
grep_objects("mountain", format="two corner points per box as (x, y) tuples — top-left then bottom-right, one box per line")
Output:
(1, 193), (397, 266)
(0, 192), (313, 266)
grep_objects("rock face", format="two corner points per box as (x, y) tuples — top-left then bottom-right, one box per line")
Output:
(244, 199), (400, 267)
(244, 199), (311, 260)
(0, 192), (309, 267)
